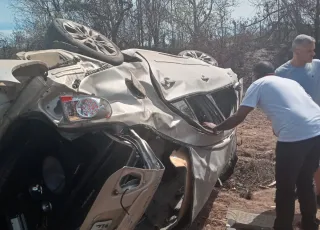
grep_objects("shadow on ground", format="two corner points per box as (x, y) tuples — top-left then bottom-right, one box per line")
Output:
(228, 209), (301, 230)
(188, 189), (219, 230)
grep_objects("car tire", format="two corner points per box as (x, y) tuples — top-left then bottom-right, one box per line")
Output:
(178, 50), (218, 66)
(44, 18), (124, 66)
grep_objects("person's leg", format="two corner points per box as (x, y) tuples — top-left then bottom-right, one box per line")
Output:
(296, 136), (320, 230)
(274, 141), (306, 230)
(313, 167), (320, 203)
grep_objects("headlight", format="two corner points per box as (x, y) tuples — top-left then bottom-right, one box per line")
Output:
(60, 95), (112, 122)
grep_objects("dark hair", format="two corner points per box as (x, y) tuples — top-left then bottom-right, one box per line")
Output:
(253, 61), (275, 79)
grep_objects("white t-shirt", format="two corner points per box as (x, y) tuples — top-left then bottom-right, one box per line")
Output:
(241, 75), (320, 142)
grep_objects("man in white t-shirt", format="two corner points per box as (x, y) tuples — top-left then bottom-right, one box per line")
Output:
(204, 61), (320, 230)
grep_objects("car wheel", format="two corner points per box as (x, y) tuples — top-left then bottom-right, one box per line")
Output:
(44, 18), (124, 66)
(178, 50), (218, 66)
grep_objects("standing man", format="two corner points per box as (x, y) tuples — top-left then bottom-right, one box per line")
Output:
(204, 61), (320, 230)
(275, 34), (320, 203)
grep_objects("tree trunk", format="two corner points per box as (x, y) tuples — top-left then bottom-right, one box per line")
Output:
(192, 0), (198, 48)
(315, 0), (320, 42)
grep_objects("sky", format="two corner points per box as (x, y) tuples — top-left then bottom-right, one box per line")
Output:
(232, 1), (257, 20)
(0, 0), (256, 36)
(0, 0), (14, 36)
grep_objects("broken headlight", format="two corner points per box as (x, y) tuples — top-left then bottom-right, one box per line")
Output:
(60, 95), (112, 122)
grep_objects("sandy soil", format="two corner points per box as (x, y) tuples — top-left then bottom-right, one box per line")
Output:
(190, 109), (319, 230)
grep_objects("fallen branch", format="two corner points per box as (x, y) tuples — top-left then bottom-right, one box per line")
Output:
(259, 180), (276, 189)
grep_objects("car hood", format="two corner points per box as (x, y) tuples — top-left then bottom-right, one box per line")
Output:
(131, 49), (238, 102)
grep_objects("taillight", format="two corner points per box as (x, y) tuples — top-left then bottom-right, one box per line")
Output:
(60, 95), (112, 122)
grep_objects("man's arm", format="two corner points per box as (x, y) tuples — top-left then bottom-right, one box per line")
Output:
(205, 106), (253, 133)
(204, 81), (260, 133)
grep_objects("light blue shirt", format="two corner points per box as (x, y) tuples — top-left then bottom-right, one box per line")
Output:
(275, 59), (320, 106)
(241, 76), (320, 142)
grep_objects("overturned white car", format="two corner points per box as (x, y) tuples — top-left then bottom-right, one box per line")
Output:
(0, 18), (243, 230)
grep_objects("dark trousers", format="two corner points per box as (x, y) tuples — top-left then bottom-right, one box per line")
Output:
(274, 135), (320, 230)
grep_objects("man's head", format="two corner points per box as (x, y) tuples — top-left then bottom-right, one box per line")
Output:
(292, 34), (316, 64)
(253, 61), (275, 80)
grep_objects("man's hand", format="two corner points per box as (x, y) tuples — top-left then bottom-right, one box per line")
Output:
(202, 122), (219, 134)
(202, 122), (216, 129)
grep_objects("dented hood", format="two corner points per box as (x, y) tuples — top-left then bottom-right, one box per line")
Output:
(134, 49), (237, 102)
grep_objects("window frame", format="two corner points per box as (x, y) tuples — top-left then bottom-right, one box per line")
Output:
(208, 85), (238, 120)
(169, 85), (238, 133)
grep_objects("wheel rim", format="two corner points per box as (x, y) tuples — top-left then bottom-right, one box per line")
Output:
(180, 50), (218, 66)
(62, 20), (117, 56)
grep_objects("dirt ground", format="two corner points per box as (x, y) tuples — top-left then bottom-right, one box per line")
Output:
(189, 109), (318, 230)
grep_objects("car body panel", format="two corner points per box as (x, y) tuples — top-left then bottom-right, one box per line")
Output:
(190, 131), (237, 219)
(80, 129), (165, 230)
(81, 167), (164, 230)
(11, 49), (234, 147)
(0, 60), (48, 84)
(16, 49), (106, 70)
(0, 47), (242, 226)
(135, 49), (238, 102)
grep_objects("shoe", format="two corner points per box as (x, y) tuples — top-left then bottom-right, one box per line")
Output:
(295, 219), (320, 229)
